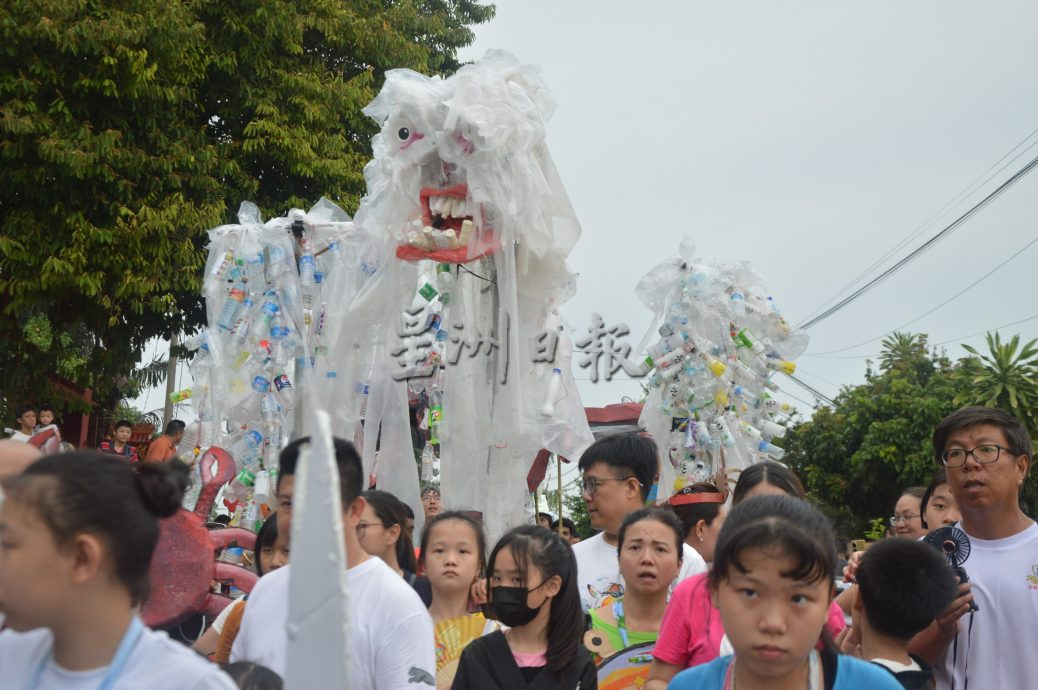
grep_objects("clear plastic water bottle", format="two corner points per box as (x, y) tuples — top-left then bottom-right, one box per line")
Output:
(228, 429), (263, 465)
(261, 393), (281, 425)
(272, 370), (294, 410)
(299, 251), (316, 311)
(232, 297), (253, 343)
(252, 292), (279, 339)
(269, 311), (289, 340)
(217, 287), (246, 331)
(421, 442), (435, 482)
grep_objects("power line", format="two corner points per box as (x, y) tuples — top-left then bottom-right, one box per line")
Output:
(799, 126), (1038, 325)
(807, 232), (1038, 356)
(782, 373), (836, 407)
(798, 150), (1038, 331)
(801, 312), (1038, 360)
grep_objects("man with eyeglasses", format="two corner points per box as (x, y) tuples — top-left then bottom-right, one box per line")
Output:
(909, 406), (1037, 690)
(572, 432), (707, 612)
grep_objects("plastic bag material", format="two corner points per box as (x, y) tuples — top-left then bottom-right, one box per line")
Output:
(636, 236), (809, 500)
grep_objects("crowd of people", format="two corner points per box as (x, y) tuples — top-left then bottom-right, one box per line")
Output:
(0, 404), (1035, 689)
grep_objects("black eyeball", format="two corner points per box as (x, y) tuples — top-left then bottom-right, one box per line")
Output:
(397, 127), (410, 141)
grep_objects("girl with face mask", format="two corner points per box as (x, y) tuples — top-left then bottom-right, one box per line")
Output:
(450, 525), (596, 689)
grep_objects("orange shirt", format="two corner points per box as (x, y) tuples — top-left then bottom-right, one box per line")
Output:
(145, 435), (177, 462)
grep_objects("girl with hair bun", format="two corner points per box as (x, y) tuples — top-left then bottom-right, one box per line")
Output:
(0, 451), (236, 689)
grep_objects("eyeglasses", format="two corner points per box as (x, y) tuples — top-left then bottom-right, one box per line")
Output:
(580, 476), (637, 496)
(421, 493), (440, 503)
(889, 513), (920, 526)
(940, 444), (1015, 468)
(356, 521), (385, 537)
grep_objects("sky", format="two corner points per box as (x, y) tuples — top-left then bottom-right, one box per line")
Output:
(452, 0), (1038, 412)
(137, 1), (1038, 441)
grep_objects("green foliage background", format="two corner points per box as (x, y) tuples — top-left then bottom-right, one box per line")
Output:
(785, 332), (1038, 539)
(0, 0), (494, 420)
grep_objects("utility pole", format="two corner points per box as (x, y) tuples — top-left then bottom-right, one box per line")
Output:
(162, 332), (179, 428)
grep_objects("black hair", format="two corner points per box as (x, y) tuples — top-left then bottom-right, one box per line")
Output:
(550, 516), (577, 534)
(537, 512), (555, 523)
(363, 490), (417, 572)
(277, 437), (363, 508)
(254, 513), (279, 578)
(933, 406), (1032, 470)
(670, 482), (725, 539)
(419, 510), (488, 576)
(402, 502), (415, 520)
(710, 494), (836, 591)
(421, 485), (441, 498)
(920, 470), (949, 530)
(856, 538), (958, 641)
(732, 462), (805, 505)
(616, 506), (684, 562)
(221, 662), (283, 690)
(164, 419), (186, 436)
(113, 419), (133, 431)
(13, 404), (34, 422)
(37, 403), (54, 414)
(577, 432), (657, 501)
(6, 451), (187, 605)
(487, 525), (582, 676)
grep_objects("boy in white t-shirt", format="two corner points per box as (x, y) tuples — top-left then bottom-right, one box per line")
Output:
(232, 437), (435, 688)
(572, 433), (706, 612)
(909, 406), (1038, 690)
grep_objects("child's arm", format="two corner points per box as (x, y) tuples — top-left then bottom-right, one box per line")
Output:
(645, 660), (683, 690)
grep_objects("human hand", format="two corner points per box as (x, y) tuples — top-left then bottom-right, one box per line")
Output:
(835, 626), (861, 658)
(470, 578), (488, 606)
(842, 550), (865, 583)
(936, 581), (974, 633)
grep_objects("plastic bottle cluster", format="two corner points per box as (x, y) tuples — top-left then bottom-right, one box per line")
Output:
(177, 202), (352, 530)
(638, 240), (809, 490)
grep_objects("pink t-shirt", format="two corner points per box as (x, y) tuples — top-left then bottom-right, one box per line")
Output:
(653, 573), (846, 669)
(512, 650), (548, 668)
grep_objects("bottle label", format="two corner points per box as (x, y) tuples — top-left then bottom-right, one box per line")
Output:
(237, 468), (256, 487)
(273, 374), (292, 391)
(418, 282), (438, 301)
(270, 325), (289, 339)
(252, 376), (271, 392)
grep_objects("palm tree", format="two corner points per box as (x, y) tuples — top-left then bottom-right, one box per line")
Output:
(955, 332), (1038, 430)
(879, 332), (932, 381)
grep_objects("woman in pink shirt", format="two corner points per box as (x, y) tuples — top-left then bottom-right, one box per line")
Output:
(644, 462), (847, 690)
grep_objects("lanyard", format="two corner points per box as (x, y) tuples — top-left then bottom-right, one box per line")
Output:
(612, 598), (630, 649)
(722, 648), (820, 690)
(28, 617), (144, 690)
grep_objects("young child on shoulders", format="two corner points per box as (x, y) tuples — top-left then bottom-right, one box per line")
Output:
(669, 494), (901, 690)
(852, 538), (958, 689)
(450, 525), (595, 689)
(421, 511), (497, 688)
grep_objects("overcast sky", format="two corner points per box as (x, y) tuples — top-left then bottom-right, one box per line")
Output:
(455, 0), (1038, 411)
(137, 1), (1038, 431)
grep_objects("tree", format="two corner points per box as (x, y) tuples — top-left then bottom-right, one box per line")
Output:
(542, 478), (595, 540)
(0, 0), (494, 419)
(955, 332), (1038, 430)
(784, 334), (971, 539)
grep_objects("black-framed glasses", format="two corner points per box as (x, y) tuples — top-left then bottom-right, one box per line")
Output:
(889, 513), (920, 526)
(940, 444), (1015, 468)
(356, 521), (385, 537)
(580, 476), (638, 496)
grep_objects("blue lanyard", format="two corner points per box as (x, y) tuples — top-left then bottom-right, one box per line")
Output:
(612, 598), (630, 648)
(28, 617), (144, 690)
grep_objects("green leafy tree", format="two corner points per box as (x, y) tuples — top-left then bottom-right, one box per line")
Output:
(785, 334), (971, 538)
(542, 478), (595, 539)
(955, 332), (1038, 430)
(0, 0), (494, 418)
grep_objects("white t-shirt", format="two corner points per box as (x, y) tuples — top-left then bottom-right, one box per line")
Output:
(573, 531), (708, 612)
(9, 431), (32, 443)
(231, 557), (436, 689)
(0, 622), (237, 690)
(935, 520), (1038, 690)
(210, 598), (243, 635)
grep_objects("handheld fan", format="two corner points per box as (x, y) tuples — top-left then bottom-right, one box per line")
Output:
(923, 526), (979, 612)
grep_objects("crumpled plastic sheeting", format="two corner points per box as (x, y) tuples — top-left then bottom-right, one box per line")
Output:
(183, 198), (375, 525)
(356, 50), (593, 540)
(636, 237), (809, 500)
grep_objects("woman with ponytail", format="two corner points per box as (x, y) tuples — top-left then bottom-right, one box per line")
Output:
(0, 451), (236, 689)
